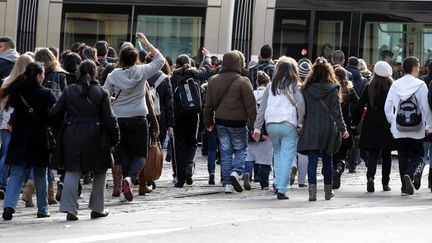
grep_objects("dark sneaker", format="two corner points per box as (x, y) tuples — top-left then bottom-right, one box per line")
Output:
(367, 178), (375, 192)
(243, 173), (251, 191)
(2, 207), (14, 221)
(91, 210), (110, 219)
(277, 193), (289, 200)
(333, 172), (341, 189)
(185, 177), (193, 185)
(229, 172), (243, 192)
(383, 184), (391, 192)
(208, 174), (215, 185)
(299, 184), (308, 188)
(66, 212), (78, 221)
(37, 212), (51, 218)
(404, 175), (414, 195)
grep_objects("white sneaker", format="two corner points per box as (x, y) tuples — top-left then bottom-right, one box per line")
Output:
(224, 184), (233, 193)
(229, 172), (243, 192)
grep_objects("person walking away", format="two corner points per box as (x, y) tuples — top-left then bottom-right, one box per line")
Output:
(332, 66), (359, 189)
(204, 51), (257, 193)
(50, 60), (119, 221)
(298, 57), (349, 201)
(1, 62), (57, 220)
(104, 33), (164, 201)
(253, 57), (305, 199)
(245, 71), (273, 191)
(352, 61), (396, 192)
(0, 36), (19, 82)
(171, 50), (212, 187)
(384, 56), (432, 196)
(249, 44), (275, 89)
(0, 54), (34, 200)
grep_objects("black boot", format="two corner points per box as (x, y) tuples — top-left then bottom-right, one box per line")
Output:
(413, 161), (425, 190)
(332, 161), (345, 189)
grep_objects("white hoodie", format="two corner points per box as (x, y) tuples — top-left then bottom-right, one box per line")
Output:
(384, 74), (432, 139)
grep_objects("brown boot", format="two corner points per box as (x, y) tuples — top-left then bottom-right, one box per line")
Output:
(22, 180), (35, 207)
(112, 165), (122, 197)
(48, 183), (58, 205)
(139, 180), (153, 196)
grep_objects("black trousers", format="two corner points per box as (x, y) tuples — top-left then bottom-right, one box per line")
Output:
(397, 138), (424, 192)
(173, 114), (198, 182)
(366, 149), (392, 185)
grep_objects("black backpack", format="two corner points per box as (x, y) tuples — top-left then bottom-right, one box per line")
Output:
(42, 72), (62, 99)
(174, 77), (202, 114)
(396, 94), (422, 131)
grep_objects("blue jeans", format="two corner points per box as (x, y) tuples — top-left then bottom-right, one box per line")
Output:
(267, 123), (297, 194)
(29, 168), (55, 183)
(216, 125), (248, 186)
(308, 151), (333, 185)
(4, 165), (48, 214)
(207, 129), (218, 175)
(0, 130), (11, 189)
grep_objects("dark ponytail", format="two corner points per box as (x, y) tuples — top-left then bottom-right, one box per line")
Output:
(0, 62), (44, 108)
(77, 59), (97, 97)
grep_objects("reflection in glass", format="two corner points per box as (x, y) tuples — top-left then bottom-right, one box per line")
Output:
(316, 20), (343, 60)
(63, 13), (129, 51)
(136, 15), (202, 60)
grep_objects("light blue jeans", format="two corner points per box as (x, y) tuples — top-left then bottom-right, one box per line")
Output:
(0, 130), (11, 190)
(4, 165), (48, 214)
(266, 123), (298, 194)
(216, 125), (248, 186)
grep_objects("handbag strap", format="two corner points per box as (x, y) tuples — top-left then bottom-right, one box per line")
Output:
(284, 87), (297, 108)
(214, 76), (239, 110)
(19, 94), (40, 121)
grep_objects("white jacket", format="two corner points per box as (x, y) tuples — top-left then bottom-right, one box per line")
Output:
(254, 84), (305, 133)
(384, 74), (432, 139)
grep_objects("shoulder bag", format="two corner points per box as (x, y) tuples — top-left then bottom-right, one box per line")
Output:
(318, 98), (342, 154)
(19, 94), (56, 152)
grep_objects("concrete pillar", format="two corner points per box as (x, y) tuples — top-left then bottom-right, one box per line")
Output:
(36, 0), (63, 48)
(2, 0), (20, 39)
(251, 0), (276, 57)
(204, 0), (235, 56)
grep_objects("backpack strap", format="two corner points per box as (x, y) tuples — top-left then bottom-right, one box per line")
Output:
(153, 73), (167, 89)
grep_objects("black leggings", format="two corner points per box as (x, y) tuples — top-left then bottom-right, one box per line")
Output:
(366, 149), (392, 185)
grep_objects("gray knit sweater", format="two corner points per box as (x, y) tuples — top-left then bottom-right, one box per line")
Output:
(103, 51), (165, 118)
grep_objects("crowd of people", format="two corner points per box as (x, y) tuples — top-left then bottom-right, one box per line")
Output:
(1, 32), (432, 221)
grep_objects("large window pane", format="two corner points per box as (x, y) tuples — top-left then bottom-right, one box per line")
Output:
(272, 10), (310, 60)
(63, 13), (128, 51)
(316, 20), (343, 60)
(136, 15), (202, 59)
(363, 22), (432, 66)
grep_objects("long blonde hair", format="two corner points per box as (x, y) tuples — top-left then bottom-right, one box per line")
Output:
(35, 48), (67, 73)
(3, 54), (34, 87)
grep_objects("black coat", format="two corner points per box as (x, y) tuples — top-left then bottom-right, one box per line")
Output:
(352, 84), (396, 151)
(148, 71), (174, 131)
(340, 87), (359, 147)
(6, 83), (57, 167)
(50, 82), (120, 172)
(346, 65), (368, 97)
(0, 58), (14, 81)
(43, 69), (67, 99)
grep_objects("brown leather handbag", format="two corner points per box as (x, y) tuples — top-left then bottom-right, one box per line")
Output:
(139, 137), (164, 182)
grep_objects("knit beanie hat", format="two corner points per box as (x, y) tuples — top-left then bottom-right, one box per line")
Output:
(299, 62), (311, 78)
(374, 61), (393, 78)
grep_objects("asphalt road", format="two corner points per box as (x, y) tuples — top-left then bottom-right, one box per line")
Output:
(1, 150), (432, 243)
